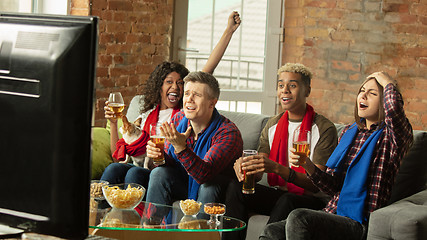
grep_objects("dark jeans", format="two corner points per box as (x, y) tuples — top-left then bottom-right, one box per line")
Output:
(222, 179), (325, 240)
(145, 165), (230, 206)
(100, 163), (150, 191)
(259, 209), (367, 240)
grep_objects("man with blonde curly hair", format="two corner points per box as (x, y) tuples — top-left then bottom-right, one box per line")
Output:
(223, 63), (338, 240)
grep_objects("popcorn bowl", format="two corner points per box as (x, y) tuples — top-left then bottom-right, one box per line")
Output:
(102, 183), (145, 209)
(179, 199), (202, 216)
(90, 180), (109, 200)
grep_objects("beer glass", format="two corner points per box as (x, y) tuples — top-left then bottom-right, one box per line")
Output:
(108, 92), (125, 119)
(150, 123), (165, 166)
(292, 129), (311, 165)
(242, 150), (258, 194)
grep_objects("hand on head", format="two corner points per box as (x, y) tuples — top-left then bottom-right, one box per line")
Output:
(367, 71), (397, 88)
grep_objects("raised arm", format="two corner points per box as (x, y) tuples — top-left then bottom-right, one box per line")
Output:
(202, 11), (241, 74)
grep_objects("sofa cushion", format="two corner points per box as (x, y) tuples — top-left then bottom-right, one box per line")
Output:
(91, 127), (113, 179)
(218, 110), (269, 150)
(389, 130), (427, 203)
(367, 190), (427, 240)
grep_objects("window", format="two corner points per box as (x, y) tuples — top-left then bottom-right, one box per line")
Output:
(0, 0), (33, 12)
(173, 0), (284, 115)
(0, 0), (69, 14)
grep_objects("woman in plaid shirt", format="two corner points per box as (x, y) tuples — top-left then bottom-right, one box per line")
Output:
(260, 72), (413, 240)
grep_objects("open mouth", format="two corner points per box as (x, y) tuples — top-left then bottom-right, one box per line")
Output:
(185, 105), (196, 110)
(281, 97), (291, 103)
(359, 102), (368, 109)
(167, 92), (179, 103)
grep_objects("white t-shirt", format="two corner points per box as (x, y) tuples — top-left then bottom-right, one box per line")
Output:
(267, 120), (321, 162)
(138, 108), (174, 129)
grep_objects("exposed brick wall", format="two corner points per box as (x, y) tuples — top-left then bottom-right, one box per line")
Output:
(282, 0), (427, 130)
(70, 0), (174, 127)
(70, 0), (427, 129)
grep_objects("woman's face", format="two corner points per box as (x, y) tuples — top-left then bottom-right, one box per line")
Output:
(357, 79), (381, 126)
(160, 71), (184, 110)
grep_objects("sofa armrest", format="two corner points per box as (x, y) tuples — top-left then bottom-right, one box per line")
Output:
(367, 189), (427, 240)
(91, 127), (113, 179)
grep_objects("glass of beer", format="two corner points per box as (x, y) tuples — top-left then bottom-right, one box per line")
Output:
(292, 129), (311, 165)
(242, 150), (258, 194)
(150, 123), (165, 166)
(108, 92), (125, 119)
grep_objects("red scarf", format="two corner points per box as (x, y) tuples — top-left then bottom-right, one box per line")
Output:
(267, 104), (315, 195)
(112, 105), (180, 161)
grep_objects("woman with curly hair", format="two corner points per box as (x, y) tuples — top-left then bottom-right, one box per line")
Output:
(100, 11), (241, 192)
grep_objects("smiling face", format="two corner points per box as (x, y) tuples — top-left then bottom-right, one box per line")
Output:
(277, 72), (310, 120)
(183, 81), (217, 124)
(357, 79), (381, 127)
(160, 72), (184, 110)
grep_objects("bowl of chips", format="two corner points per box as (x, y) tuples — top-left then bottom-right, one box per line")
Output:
(179, 199), (202, 216)
(102, 183), (145, 209)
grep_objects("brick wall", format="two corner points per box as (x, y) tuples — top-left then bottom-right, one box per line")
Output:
(70, 0), (174, 127)
(282, 0), (427, 130)
(70, 0), (427, 129)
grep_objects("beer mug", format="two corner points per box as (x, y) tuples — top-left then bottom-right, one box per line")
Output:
(242, 150), (258, 194)
(150, 123), (165, 166)
(292, 129), (311, 165)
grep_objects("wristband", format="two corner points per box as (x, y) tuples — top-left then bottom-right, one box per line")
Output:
(287, 168), (296, 183)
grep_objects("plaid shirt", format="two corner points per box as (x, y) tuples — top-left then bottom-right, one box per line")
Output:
(309, 83), (413, 220)
(164, 110), (243, 184)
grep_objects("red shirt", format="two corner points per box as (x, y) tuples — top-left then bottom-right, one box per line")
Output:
(310, 84), (413, 220)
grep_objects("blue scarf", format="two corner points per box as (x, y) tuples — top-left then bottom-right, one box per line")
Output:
(167, 109), (224, 200)
(326, 122), (384, 223)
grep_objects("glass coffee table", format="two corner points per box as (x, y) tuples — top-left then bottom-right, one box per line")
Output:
(89, 200), (246, 240)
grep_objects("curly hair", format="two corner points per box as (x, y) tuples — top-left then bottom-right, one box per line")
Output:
(277, 63), (313, 87)
(139, 61), (189, 113)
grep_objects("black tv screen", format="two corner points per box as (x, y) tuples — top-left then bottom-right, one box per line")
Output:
(0, 13), (98, 239)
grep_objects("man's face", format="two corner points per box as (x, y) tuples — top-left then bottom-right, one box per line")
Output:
(276, 72), (310, 116)
(160, 71), (184, 110)
(183, 81), (217, 123)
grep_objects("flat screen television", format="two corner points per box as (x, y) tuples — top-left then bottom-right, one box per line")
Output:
(0, 12), (98, 239)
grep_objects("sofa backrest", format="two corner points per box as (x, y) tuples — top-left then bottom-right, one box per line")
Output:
(126, 95), (144, 122)
(218, 110), (270, 150)
(389, 130), (427, 203)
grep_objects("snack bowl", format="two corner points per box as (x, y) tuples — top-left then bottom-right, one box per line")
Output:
(102, 183), (145, 209)
(203, 203), (226, 225)
(179, 199), (202, 216)
(90, 180), (109, 200)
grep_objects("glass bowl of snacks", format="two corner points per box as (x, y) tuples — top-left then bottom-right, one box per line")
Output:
(90, 180), (109, 200)
(204, 203), (226, 225)
(180, 199), (202, 216)
(102, 183), (145, 210)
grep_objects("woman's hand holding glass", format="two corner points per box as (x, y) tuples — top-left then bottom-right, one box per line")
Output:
(104, 101), (118, 123)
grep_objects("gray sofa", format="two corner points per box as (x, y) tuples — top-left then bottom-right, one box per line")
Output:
(92, 95), (427, 239)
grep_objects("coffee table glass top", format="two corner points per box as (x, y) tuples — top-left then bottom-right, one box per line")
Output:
(89, 200), (246, 232)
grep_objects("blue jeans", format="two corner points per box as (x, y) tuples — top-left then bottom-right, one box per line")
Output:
(259, 209), (367, 240)
(100, 163), (150, 190)
(146, 165), (229, 206)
